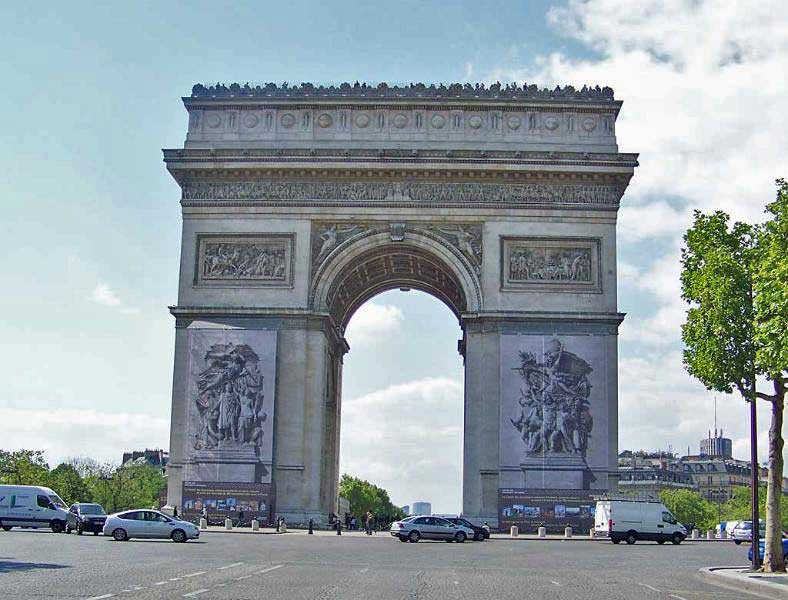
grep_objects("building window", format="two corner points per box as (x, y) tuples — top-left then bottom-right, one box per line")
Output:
(491, 113), (500, 129)
(453, 114), (462, 129)
(415, 113), (423, 128)
(302, 112), (311, 128)
(378, 113), (385, 129)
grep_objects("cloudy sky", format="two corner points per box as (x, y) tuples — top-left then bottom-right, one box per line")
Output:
(1, 1), (786, 513)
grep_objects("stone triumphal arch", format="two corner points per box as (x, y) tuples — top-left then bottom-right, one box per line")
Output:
(164, 82), (637, 527)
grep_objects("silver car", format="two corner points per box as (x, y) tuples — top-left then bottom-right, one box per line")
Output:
(102, 509), (199, 542)
(390, 515), (475, 543)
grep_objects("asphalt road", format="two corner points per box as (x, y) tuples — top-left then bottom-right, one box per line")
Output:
(0, 528), (759, 600)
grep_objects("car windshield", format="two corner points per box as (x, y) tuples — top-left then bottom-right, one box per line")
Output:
(80, 504), (106, 515)
(48, 495), (66, 508)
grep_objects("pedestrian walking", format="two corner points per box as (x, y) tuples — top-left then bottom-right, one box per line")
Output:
(365, 511), (374, 535)
(238, 509), (245, 528)
(202, 506), (208, 523)
(173, 506), (179, 518)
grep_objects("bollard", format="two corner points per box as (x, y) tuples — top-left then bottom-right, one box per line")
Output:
(251, 519), (259, 531)
(564, 526), (573, 539)
(199, 518), (207, 530)
(308, 519), (314, 535)
(589, 528), (595, 539)
(691, 528), (699, 540)
(225, 518), (232, 531)
(279, 519), (287, 533)
(510, 525), (519, 538)
(538, 526), (546, 538)
(706, 530), (714, 540)
(720, 529), (728, 540)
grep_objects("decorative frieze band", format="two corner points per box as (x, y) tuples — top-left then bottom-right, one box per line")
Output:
(182, 181), (622, 206)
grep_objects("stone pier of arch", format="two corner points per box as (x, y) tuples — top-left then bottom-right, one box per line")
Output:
(163, 82), (637, 527)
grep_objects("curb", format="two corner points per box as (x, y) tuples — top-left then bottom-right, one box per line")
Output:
(699, 566), (788, 599)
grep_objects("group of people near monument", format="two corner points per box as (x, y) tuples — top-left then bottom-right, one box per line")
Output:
(509, 248), (590, 282)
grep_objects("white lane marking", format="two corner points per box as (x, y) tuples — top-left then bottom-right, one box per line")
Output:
(153, 581), (168, 586)
(236, 575), (252, 580)
(258, 564), (285, 575)
(85, 595), (115, 600)
(551, 580), (562, 586)
(215, 583), (226, 587)
(360, 567), (369, 574)
(217, 561), (244, 570)
(169, 577), (181, 581)
(183, 571), (207, 578)
(669, 595), (690, 600)
(182, 590), (210, 598)
(638, 583), (661, 592)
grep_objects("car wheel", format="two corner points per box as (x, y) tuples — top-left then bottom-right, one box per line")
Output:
(51, 521), (65, 534)
(408, 530), (421, 543)
(657, 539), (665, 545)
(474, 532), (484, 541)
(455, 531), (466, 543)
(171, 529), (187, 543)
(611, 537), (621, 544)
(112, 528), (128, 541)
(625, 531), (637, 545)
(398, 536), (408, 542)
(671, 533), (683, 545)
(734, 540), (742, 545)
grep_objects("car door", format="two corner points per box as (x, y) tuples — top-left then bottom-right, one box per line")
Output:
(11, 494), (35, 527)
(34, 494), (54, 528)
(411, 517), (431, 539)
(121, 511), (145, 537)
(434, 518), (456, 540)
(68, 505), (78, 529)
(146, 512), (173, 538)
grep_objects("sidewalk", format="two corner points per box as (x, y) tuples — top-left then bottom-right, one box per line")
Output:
(700, 566), (788, 599)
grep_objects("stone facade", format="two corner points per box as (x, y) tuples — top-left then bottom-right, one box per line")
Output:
(164, 81), (637, 526)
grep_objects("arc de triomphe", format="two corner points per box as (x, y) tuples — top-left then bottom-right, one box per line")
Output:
(163, 82), (637, 526)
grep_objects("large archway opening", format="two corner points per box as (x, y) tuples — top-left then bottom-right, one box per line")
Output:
(340, 289), (465, 515)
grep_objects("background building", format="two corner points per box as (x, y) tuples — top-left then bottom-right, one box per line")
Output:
(121, 448), (169, 469)
(401, 505), (410, 516)
(411, 501), (432, 516)
(699, 430), (733, 459)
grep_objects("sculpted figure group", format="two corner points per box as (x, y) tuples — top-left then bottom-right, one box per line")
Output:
(203, 242), (286, 280)
(510, 340), (594, 459)
(194, 343), (268, 451)
(509, 248), (591, 282)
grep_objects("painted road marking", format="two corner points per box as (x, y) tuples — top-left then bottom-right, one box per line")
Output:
(182, 589), (210, 598)
(218, 561), (244, 570)
(153, 581), (168, 586)
(551, 581), (562, 586)
(637, 583), (661, 592)
(258, 564), (285, 575)
(360, 567), (369, 574)
(85, 595), (115, 600)
(183, 571), (207, 578)
(669, 595), (690, 600)
(236, 575), (252, 580)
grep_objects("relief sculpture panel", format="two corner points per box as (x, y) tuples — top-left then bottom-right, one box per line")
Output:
(501, 237), (600, 293)
(196, 234), (294, 287)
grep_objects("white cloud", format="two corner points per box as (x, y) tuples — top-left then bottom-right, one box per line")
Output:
(339, 377), (463, 513)
(618, 202), (688, 242)
(88, 282), (138, 314)
(0, 408), (169, 466)
(344, 302), (404, 346)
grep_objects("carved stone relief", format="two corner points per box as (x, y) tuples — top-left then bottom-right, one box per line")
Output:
(501, 237), (600, 292)
(196, 234), (294, 287)
(182, 181), (621, 206)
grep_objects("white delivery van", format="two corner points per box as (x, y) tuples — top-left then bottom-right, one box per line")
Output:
(595, 499), (686, 545)
(0, 485), (70, 533)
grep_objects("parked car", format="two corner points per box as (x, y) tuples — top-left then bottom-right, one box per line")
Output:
(0, 485), (70, 533)
(390, 515), (475, 543)
(103, 509), (199, 542)
(748, 537), (788, 561)
(66, 503), (107, 536)
(444, 517), (489, 541)
(595, 499), (686, 545)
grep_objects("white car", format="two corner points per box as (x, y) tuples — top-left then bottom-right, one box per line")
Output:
(103, 509), (199, 542)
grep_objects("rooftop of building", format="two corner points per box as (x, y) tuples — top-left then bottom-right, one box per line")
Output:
(189, 81), (616, 102)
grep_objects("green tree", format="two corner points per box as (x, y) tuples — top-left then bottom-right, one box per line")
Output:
(49, 463), (91, 505)
(339, 474), (405, 524)
(86, 463), (166, 513)
(0, 450), (50, 486)
(659, 489), (716, 531)
(681, 181), (787, 571)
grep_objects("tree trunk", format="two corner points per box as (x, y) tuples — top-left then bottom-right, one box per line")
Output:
(763, 378), (785, 573)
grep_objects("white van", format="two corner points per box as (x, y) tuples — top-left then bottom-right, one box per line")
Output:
(0, 485), (70, 533)
(595, 499), (686, 545)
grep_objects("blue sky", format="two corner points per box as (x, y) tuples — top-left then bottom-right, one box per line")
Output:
(2, 1), (786, 513)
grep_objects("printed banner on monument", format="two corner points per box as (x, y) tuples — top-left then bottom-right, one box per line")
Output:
(499, 488), (595, 533)
(499, 334), (610, 491)
(186, 328), (277, 483)
(182, 481), (273, 524)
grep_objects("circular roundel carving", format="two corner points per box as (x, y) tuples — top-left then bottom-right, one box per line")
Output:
(544, 116), (559, 131)
(355, 113), (370, 128)
(392, 113), (408, 129)
(582, 117), (597, 132)
(431, 114), (446, 129)
(280, 113), (296, 128)
(206, 113), (222, 128)
(468, 115), (483, 129)
(317, 113), (333, 128)
(243, 113), (259, 128)
(507, 115), (522, 130)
